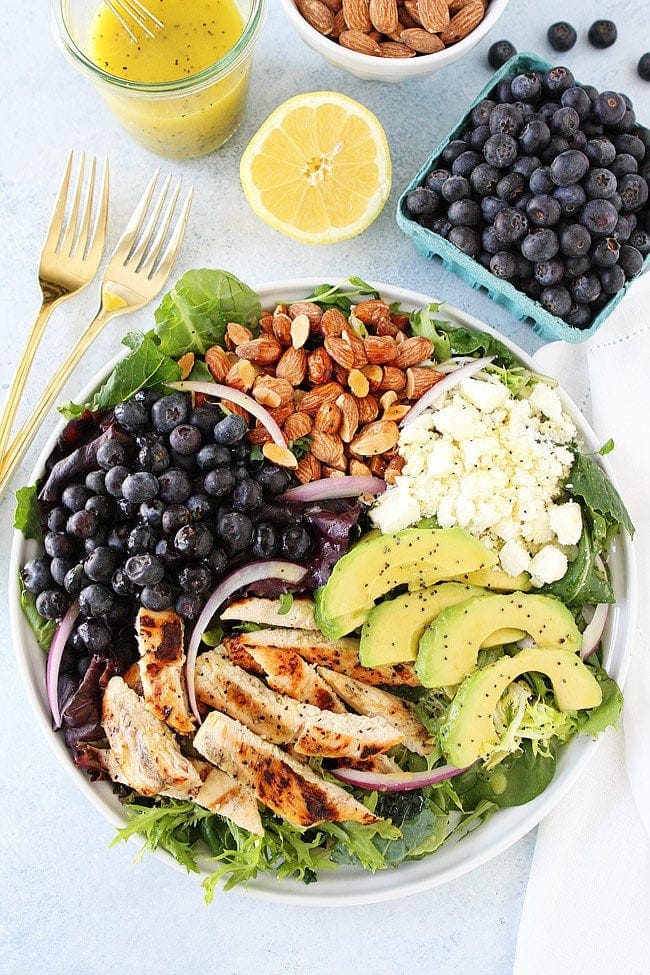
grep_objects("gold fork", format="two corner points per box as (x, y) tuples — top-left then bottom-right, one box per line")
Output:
(0, 151), (109, 460)
(0, 172), (193, 497)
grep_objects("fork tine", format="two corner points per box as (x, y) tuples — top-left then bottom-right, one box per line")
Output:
(140, 180), (182, 278)
(146, 187), (194, 283)
(114, 170), (160, 264)
(128, 173), (172, 268)
(86, 159), (110, 265)
(43, 150), (74, 254)
(106, 0), (137, 43)
(127, 0), (165, 28)
(118, 0), (155, 39)
(59, 152), (86, 256)
(72, 156), (96, 259)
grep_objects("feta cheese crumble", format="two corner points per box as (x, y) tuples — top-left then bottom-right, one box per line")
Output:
(370, 376), (580, 587)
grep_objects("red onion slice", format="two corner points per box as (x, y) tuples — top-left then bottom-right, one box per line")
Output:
(331, 763), (470, 792)
(186, 560), (307, 722)
(170, 381), (286, 447)
(46, 601), (79, 729)
(582, 603), (609, 660)
(400, 356), (495, 427)
(278, 476), (386, 503)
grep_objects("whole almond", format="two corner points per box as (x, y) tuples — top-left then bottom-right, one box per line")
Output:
(401, 27), (445, 52)
(314, 402), (342, 435)
(269, 403), (296, 427)
(342, 329), (368, 368)
(322, 466), (347, 479)
(448, 0), (483, 12)
(254, 375), (294, 405)
(300, 382), (345, 414)
(322, 0), (343, 10)
(357, 394), (380, 423)
(258, 313), (275, 335)
(395, 335), (434, 368)
(262, 443), (299, 470)
(354, 299), (392, 325)
(332, 7), (347, 37)
(297, 0), (335, 35)
(342, 0), (372, 31)
(380, 40), (417, 57)
(364, 335), (399, 365)
(272, 312), (293, 347)
(296, 453), (322, 484)
(310, 431), (346, 469)
(379, 365), (407, 392)
(308, 347), (334, 385)
(403, 0), (423, 25)
(284, 411), (313, 441)
(226, 359), (258, 392)
(247, 423), (273, 445)
(324, 335), (355, 370)
(206, 346), (230, 382)
(376, 318), (400, 338)
(227, 322), (254, 346)
(319, 307), (348, 337)
(350, 419), (400, 457)
(336, 393), (360, 443)
(348, 368), (370, 398)
(406, 366), (443, 399)
(236, 336), (282, 364)
(417, 0), (449, 32)
(290, 314), (311, 349)
(339, 29), (381, 54)
(369, 0), (399, 34)
(276, 347), (307, 386)
(288, 301), (323, 325)
(440, 0), (484, 44)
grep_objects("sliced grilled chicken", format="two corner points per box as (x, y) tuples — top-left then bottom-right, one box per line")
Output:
(244, 644), (346, 713)
(102, 677), (202, 797)
(122, 662), (143, 695)
(336, 753), (402, 774)
(136, 608), (195, 735)
(194, 711), (378, 828)
(224, 629), (420, 687)
(221, 597), (317, 630)
(195, 650), (403, 759)
(318, 668), (434, 757)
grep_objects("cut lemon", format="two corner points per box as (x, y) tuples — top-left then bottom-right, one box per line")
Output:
(240, 92), (392, 245)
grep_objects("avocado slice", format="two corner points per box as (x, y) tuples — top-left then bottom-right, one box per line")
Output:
(359, 583), (526, 668)
(439, 647), (602, 768)
(455, 566), (532, 592)
(416, 592), (582, 687)
(315, 527), (498, 638)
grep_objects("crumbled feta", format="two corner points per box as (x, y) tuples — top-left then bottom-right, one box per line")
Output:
(370, 371), (580, 588)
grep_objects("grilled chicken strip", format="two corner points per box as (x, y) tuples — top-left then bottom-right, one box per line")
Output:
(318, 668), (434, 757)
(136, 608), (195, 735)
(102, 677), (202, 797)
(224, 629), (420, 687)
(221, 597), (317, 630)
(244, 644), (346, 713)
(194, 711), (378, 828)
(195, 650), (403, 759)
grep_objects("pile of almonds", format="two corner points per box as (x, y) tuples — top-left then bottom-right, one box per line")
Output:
(202, 300), (441, 483)
(294, 0), (489, 58)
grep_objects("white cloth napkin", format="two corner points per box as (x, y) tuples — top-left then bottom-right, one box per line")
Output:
(514, 275), (650, 974)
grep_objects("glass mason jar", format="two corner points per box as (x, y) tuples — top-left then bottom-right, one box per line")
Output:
(50, 0), (267, 159)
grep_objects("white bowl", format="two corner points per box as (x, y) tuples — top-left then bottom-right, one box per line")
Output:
(9, 279), (637, 906)
(278, 0), (511, 82)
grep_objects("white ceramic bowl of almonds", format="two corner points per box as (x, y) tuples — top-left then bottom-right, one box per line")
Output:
(279, 0), (511, 82)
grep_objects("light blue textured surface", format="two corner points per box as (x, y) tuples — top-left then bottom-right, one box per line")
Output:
(0, 1), (647, 973)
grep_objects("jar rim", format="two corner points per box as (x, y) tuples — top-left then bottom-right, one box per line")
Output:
(50, 0), (267, 97)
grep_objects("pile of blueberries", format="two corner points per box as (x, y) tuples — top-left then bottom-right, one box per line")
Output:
(21, 389), (307, 670)
(405, 65), (650, 329)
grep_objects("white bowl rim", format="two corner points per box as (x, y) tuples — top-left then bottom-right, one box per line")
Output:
(278, 0), (512, 77)
(9, 277), (637, 907)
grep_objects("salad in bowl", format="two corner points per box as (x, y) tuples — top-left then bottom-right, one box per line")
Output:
(12, 272), (634, 903)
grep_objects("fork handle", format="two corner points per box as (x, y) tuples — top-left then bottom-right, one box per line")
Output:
(0, 300), (61, 460)
(0, 307), (114, 498)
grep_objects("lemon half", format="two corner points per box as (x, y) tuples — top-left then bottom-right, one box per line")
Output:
(240, 92), (392, 245)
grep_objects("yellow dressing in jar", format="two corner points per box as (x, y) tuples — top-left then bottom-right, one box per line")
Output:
(87, 0), (257, 158)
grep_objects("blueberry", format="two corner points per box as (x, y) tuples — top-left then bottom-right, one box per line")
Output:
(559, 224), (592, 257)
(448, 199), (482, 227)
(79, 544), (112, 585)
(526, 194), (561, 227)
(482, 226), (502, 255)
(140, 582), (174, 612)
(117, 499), (140, 520)
(78, 584), (113, 618)
(544, 66), (574, 96)
(585, 137), (617, 167)
(155, 538), (183, 567)
(477, 251), (493, 270)
(610, 154), (639, 179)
(567, 130), (588, 152)
(592, 237), (621, 267)
(188, 404), (224, 437)
(487, 40), (516, 70)
(629, 230), (650, 255)
(204, 547), (228, 577)
(174, 523), (213, 558)
(511, 73), (542, 102)
(197, 444), (231, 473)
(519, 120), (551, 155)
(204, 468), (236, 498)
(553, 184), (586, 216)
(496, 173), (525, 204)
(615, 135), (646, 162)
(77, 620), (111, 654)
(111, 568), (134, 597)
(84, 495), (113, 524)
(255, 464), (291, 498)
(232, 479), (264, 514)
(541, 137), (570, 163)
(36, 589), (68, 620)
(138, 442), (170, 474)
(151, 392), (189, 433)
(120, 471), (159, 504)
(282, 525), (312, 561)
(179, 563), (212, 595)
(547, 22), (577, 53)
(494, 208), (529, 244)
(134, 388), (162, 409)
(217, 512), (253, 552)
(441, 176), (471, 203)
(175, 593), (203, 620)
(22, 555), (52, 594)
(638, 53), (650, 82)
(187, 494), (212, 522)
(581, 84), (599, 103)
(61, 484), (91, 512)
(495, 78), (514, 103)
(168, 424), (202, 456)
(512, 156), (541, 179)
(599, 265), (626, 294)
(481, 196), (508, 223)
(451, 151), (483, 178)
(127, 524), (157, 554)
(540, 285), (572, 317)
(565, 303), (593, 328)
(572, 274), (603, 303)
(159, 505), (188, 535)
(593, 92), (626, 126)
(47, 507), (69, 534)
(213, 414), (248, 446)
(489, 252), (517, 279)
(67, 510), (101, 540)
(124, 554), (164, 587)
(530, 166), (555, 195)
(551, 107), (580, 139)
(613, 214), (636, 243)
(471, 100), (495, 126)
(618, 245), (644, 278)
(441, 140), (469, 166)
(96, 440), (126, 470)
(565, 255), (591, 279)
(252, 523), (279, 559)
(588, 20), (617, 49)
(425, 169), (452, 194)
(484, 134), (518, 169)
(471, 163), (500, 196)
(489, 105), (523, 137)
(580, 199), (619, 236)
(521, 229), (559, 261)
(448, 226), (481, 257)
(534, 258), (564, 286)
(139, 499), (165, 528)
(105, 465), (129, 497)
(84, 528), (109, 554)
(550, 150), (589, 187)
(618, 174), (648, 212)
(107, 524), (130, 554)
(406, 187), (439, 215)
(114, 399), (147, 433)
(158, 468), (191, 504)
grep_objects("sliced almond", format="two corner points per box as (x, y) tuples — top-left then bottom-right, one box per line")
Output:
(290, 314), (311, 349)
(227, 322), (254, 345)
(262, 443), (299, 470)
(335, 393), (360, 443)
(350, 419), (400, 457)
(253, 386), (282, 409)
(177, 352), (195, 381)
(348, 368), (370, 398)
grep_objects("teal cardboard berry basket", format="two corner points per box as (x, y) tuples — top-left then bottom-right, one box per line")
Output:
(397, 52), (649, 344)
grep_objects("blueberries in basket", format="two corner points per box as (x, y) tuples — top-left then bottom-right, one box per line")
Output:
(519, 120), (551, 155)
(593, 92), (627, 127)
(639, 54), (650, 82)
(494, 208), (529, 243)
(540, 285), (572, 317)
(484, 134), (518, 168)
(588, 20), (617, 49)
(599, 264), (626, 294)
(448, 226), (481, 257)
(572, 273), (603, 303)
(448, 199), (482, 227)
(544, 66), (574, 97)
(441, 176), (471, 203)
(547, 22), (577, 53)
(521, 229), (559, 262)
(489, 252), (517, 279)
(526, 194), (561, 227)
(550, 150), (589, 186)
(151, 392), (189, 433)
(580, 200), (619, 236)
(560, 223), (592, 257)
(511, 73), (542, 103)
(471, 163), (500, 196)
(425, 169), (451, 194)
(618, 245), (644, 278)
(405, 187), (438, 215)
(534, 258), (564, 286)
(630, 229), (650, 255)
(488, 40), (517, 71)
(618, 174), (649, 212)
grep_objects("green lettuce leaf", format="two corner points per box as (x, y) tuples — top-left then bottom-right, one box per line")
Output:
(90, 332), (182, 412)
(544, 528), (615, 606)
(454, 740), (558, 809)
(153, 269), (261, 356)
(14, 485), (43, 542)
(19, 574), (56, 651)
(111, 798), (211, 874)
(305, 277), (380, 316)
(411, 312), (516, 367)
(575, 667), (623, 737)
(566, 451), (634, 539)
(188, 358), (213, 382)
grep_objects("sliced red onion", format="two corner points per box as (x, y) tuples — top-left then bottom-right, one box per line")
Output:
(400, 356), (495, 428)
(170, 381), (286, 447)
(434, 357), (477, 374)
(582, 603), (609, 660)
(46, 601), (79, 729)
(331, 763), (470, 792)
(186, 560), (307, 722)
(278, 476), (386, 504)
